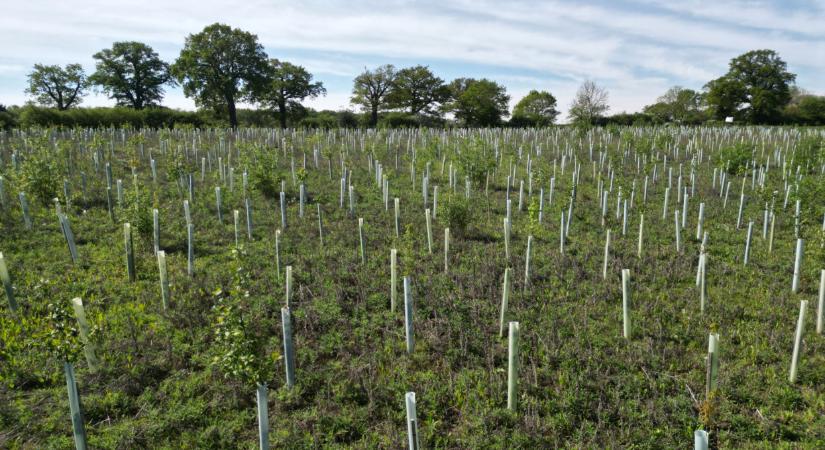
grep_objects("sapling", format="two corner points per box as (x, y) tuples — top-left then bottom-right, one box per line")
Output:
(285, 265), (293, 307)
(215, 186), (222, 222)
(124, 223), (136, 282)
(743, 221), (753, 266)
(499, 267), (511, 338)
(792, 238), (803, 293)
(106, 187), (116, 222)
(233, 210), (240, 248)
(694, 430), (708, 450)
(157, 250), (169, 310)
(789, 300), (807, 383)
(603, 229), (611, 279)
(187, 223), (194, 277)
(706, 333), (719, 394)
(444, 228), (450, 274)
(637, 214), (644, 258)
(275, 230), (282, 279)
(425, 209), (433, 254)
(696, 202), (704, 240)
(674, 210), (682, 253)
(359, 218), (366, 264)
(19, 192), (32, 229)
(560, 212), (565, 254)
(71, 297), (98, 372)
(280, 191), (287, 229)
(507, 321), (520, 410)
(817, 269), (825, 334)
(524, 235), (533, 291)
(394, 198), (400, 238)
(404, 276), (414, 354)
(503, 218), (511, 260)
(405, 392), (421, 450)
(153, 208), (160, 255)
(622, 269), (631, 339)
(281, 306), (296, 388)
(299, 184), (305, 218)
(64, 361), (88, 450)
(0, 252), (18, 312)
(390, 249), (398, 313)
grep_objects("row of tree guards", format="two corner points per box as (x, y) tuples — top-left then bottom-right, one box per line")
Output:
(1, 126), (824, 449)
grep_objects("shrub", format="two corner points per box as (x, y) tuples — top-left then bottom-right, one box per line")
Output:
(441, 193), (471, 235)
(718, 142), (754, 175)
(15, 139), (61, 205)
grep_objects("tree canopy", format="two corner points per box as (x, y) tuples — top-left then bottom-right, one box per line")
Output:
(704, 49), (796, 124)
(90, 41), (173, 109)
(351, 65), (396, 127)
(26, 63), (87, 110)
(259, 59), (326, 128)
(447, 78), (510, 127)
(171, 23), (269, 128)
(568, 80), (609, 125)
(512, 90), (559, 126)
(643, 86), (705, 124)
(387, 65), (449, 117)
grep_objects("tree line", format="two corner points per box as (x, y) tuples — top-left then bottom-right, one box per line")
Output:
(12, 23), (825, 128)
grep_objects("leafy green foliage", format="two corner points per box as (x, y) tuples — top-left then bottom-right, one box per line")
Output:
(90, 41), (173, 109)
(441, 192), (471, 235)
(15, 139), (60, 205)
(718, 142), (754, 175)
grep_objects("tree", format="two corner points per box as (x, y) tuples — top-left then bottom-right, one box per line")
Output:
(447, 78), (510, 127)
(512, 90), (559, 126)
(704, 49), (796, 124)
(643, 86), (705, 124)
(258, 59), (325, 128)
(90, 41), (173, 109)
(387, 65), (449, 117)
(171, 23), (269, 128)
(784, 93), (825, 125)
(568, 80), (609, 125)
(351, 65), (396, 127)
(25, 64), (87, 110)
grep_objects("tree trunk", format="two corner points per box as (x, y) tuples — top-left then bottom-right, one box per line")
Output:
(278, 99), (287, 129)
(228, 98), (238, 129)
(371, 105), (379, 127)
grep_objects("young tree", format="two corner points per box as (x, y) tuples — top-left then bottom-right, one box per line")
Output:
(25, 63), (87, 110)
(171, 23), (269, 128)
(259, 59), (325, 128)
(387, 65), (449, 117)
(511, 90), (559, 126)
(568, 80), (609, 125)
(90, 41), (174, 109)
(704, 49), (796, 124)
(351, 65), (396, 127)
(447, 78), (510, 127)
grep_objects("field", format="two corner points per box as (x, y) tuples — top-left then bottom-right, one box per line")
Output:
(1, 126), (824, 448)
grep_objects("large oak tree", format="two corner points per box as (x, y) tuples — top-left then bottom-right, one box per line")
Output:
(171, 23), (269, 128)
(26, 63), (87, 110)
(351, 65), (396, 127)
(90, 41), (173, 109)
(705, 49), (796, 124)
(259, 59), (325, 128)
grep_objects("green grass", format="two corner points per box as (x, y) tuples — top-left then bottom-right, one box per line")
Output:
(1, 126), (824, 448)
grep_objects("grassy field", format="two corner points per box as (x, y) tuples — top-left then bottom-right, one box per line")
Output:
(1, 126), (824, 448)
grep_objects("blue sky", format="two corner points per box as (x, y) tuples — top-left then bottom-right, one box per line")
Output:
(1, 0), (823, 120)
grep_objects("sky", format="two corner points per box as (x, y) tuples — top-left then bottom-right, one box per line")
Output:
(1, 0), (824, 120)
